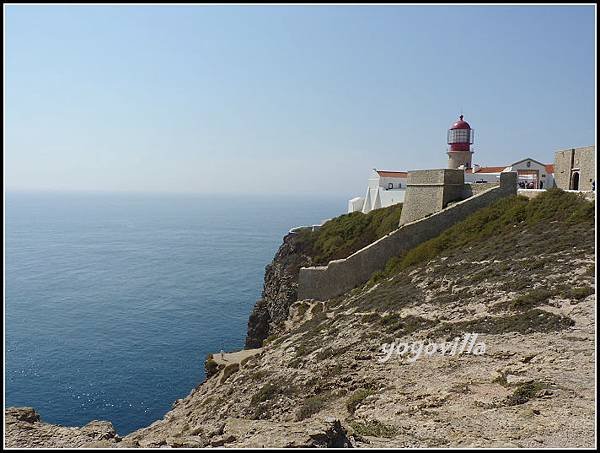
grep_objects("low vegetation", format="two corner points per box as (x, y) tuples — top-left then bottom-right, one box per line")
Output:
(434, 309), (575, 338)
(350, 420), (399, 438)
(249, 381), (299, 420)
(346, 388), (375, 414)
(382, 188), (594, 274)
(295, 393), (331, 421)
(295, 203), (403, 265)
(204, 355), (221, 379)
(506, 381), (549, 406)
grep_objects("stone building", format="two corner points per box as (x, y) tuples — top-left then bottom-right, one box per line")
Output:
(553, 146), (595, 191)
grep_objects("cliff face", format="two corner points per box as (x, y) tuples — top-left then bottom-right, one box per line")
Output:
(245, 232), (314, 348)
(245, 203), (404, 349)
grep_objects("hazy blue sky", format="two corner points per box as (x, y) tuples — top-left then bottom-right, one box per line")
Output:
(5, 5), (596, 197)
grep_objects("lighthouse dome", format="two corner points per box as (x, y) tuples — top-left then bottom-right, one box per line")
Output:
(450, 115), (471, 130)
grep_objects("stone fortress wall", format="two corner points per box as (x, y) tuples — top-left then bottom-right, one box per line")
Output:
(553, 146), (595, 191)
(398, 169), (466, 226)
(298, 171), (517, 301)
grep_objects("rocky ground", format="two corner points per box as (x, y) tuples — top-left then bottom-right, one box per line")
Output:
(5, 191), (596, 448)
(5, 408), (120, 448)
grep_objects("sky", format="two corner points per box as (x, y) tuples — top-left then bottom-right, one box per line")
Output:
(4, 5), (596, 198)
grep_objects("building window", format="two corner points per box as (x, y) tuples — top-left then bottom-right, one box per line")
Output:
(388, 183), (393, 189)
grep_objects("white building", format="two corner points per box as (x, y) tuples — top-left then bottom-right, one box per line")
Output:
(464, 158), (555, 189)
(348, 170), (407, 213)
(348, 158), (555, 215)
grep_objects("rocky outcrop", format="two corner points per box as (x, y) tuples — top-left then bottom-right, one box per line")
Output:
(245, 232), (314, 348)
(5, 407), (120, 448)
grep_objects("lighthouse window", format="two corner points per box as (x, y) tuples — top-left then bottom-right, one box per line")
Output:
(448, 129), (472, 143)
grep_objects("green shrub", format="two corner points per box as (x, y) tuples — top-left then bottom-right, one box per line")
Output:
(367, 271), (386, 286)
(362, 313), (382, 323)
(204, 355), (220, 379)
(295, 394), (329, 421)
(506, 381), (549, 406)
(346, 388), (375, 414)
(378, 314), (434, 334)
(493, 288), (557, 312)
(435, 309), (574, 337)
(350, 420), (398, 438)
(251, 381), (297, 405)
(263, 334), (278, 346)
(251, 383), (279, 405)
(250, 381), (298, 420)
(563, 286), (595, 301)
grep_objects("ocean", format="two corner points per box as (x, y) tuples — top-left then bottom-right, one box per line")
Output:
(4, 191), (343, 435)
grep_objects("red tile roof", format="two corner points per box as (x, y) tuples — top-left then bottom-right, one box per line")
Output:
(466, 164), (555, 174)
(475, 166), (507, 173)
(376, 170), (408, 178)
(465, 166), (506, 174)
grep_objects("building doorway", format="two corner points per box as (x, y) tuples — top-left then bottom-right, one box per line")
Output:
(517, 169), (540, 189)
(571, 172), (580, 190)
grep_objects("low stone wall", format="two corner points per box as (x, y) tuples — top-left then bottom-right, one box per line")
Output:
(518, 188), (596, 201)
(466, 182), (500, 197)
(298, 172), (517, 301)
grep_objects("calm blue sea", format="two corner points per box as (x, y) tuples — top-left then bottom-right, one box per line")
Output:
(5, 192), (342, 435)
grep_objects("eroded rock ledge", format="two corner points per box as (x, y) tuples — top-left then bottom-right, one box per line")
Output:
(5, 407), (120, 448)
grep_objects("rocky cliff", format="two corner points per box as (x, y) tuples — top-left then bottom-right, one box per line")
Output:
(5, 190), (596, 448)
(245, 203), (403, 348)
(245, 232), (314, 349)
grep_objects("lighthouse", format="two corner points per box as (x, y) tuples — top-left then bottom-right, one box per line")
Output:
(447, 115), (474, 169)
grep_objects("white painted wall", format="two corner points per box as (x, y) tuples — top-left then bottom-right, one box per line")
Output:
(379, 188), (406, 207)
(464, 172), (502, 184)
(348, 197), (364, 213)
(349, 170), (406, 213)
(508, 159), (554, 189)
